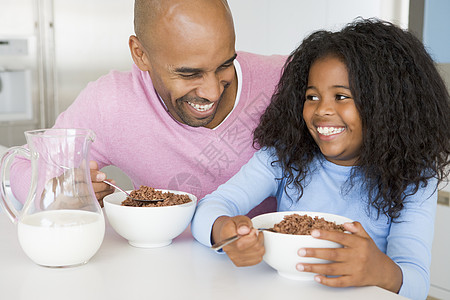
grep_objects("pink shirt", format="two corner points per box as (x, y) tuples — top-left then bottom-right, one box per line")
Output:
(11, 52), (286, 209)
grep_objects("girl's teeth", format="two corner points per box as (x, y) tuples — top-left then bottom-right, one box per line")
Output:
(188, 102), (214, 112)
(317, 126), (345, 136)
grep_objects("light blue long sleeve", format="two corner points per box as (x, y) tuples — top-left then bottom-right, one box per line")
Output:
(191, 148), (437, 300)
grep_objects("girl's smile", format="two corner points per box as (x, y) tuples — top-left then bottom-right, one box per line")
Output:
(316, 126), (345, 136)
(303, 55), (363, 166)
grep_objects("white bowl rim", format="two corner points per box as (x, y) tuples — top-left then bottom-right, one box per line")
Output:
(103, 188), (197, 209)
(251, 211), (353, 237)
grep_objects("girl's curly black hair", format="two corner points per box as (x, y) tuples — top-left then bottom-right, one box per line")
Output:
(253, 18), (450, 220)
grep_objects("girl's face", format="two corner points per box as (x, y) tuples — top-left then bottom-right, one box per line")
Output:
(303, 55), (362, 166)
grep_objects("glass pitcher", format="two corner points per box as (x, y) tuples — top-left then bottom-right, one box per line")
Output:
(0, 128), (105, 267)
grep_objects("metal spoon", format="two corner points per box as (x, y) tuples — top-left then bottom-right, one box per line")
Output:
(102, 181), (164, 202)
(211, 228), (273, 251)
(49, 161), (165, 202)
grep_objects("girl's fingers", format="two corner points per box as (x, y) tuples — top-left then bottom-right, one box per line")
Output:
(298, 247), (351, 262)
(295, 223), (386, 289)
(342, 222), (369, 237)
(310, 222), (369, 248)
(225, 228), (260, 251)
(310, 230), (355, 247)
(225, 229), (265, 266)
(314, 274), (355, 288)
(297, 259), (363, 277)
(297, 262), (339, 276)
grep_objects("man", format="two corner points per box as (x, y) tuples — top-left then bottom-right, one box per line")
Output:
(10, 0), (285, 215)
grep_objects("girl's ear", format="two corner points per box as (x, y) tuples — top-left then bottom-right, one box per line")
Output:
(129, 35), (151, 72)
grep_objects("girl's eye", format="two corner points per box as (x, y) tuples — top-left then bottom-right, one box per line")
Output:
(306, 95), (319, 101)
(336, 94), (350, 100)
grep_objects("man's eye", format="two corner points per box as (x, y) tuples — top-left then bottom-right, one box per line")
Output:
(219, 63), (233, 70)
(179, 73), (200, 79)
(306, 95), (319, 101)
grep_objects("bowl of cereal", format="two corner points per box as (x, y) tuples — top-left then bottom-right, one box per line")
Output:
(103, 186), (197, 248)
(251, 211), (352, 280)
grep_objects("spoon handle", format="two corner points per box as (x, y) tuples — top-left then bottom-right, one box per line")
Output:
(102, 181), (164, 202)
(102, 180), (130, 197)
(210, 228), (272, 251)
(210, 234), (240, 251)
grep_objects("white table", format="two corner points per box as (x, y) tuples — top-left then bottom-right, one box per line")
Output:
(0, 211), (407, 300)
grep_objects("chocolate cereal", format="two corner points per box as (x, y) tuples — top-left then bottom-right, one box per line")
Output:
(121, 186), (191, 207)
(271, 213), (345, 235)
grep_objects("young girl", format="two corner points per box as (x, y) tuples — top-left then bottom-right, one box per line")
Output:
(191, 19), (450, 299)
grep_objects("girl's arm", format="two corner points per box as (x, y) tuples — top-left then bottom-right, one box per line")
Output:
(386, 179), (437, 298)
(191, 148), (282, 247)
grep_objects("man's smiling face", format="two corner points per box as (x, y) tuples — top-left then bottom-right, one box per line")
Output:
(148, 50), (237, 128)
(134, 0), (237, 128)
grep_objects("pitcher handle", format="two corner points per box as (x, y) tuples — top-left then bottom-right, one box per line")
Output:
(0, 146), (31, 223)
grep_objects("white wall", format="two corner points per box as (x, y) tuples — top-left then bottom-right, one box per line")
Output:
(50, 0), (410, 115)
(229, 0), (409, 55)
(52, 0), (135, 116)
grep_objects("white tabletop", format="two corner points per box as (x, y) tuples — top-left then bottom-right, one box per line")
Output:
(0, 211), (407, 300)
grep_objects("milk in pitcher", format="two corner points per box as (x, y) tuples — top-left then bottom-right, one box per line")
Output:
(18, 209), (105, 267)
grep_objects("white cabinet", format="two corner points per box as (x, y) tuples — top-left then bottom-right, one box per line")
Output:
(0, 69), (33, 121)
(429, 204), (450, 299)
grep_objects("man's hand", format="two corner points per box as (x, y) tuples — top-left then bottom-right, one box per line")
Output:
(212, 215), (265, 266)
(89, 161), (114, 207)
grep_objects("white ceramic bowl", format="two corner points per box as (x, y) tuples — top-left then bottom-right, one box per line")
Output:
(103, 189), (197, 248)
(251, 211), (352, 280)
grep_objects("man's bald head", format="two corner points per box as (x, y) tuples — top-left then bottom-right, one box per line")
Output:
(134, 0), (161, 40)
(134, 0), (233, 47)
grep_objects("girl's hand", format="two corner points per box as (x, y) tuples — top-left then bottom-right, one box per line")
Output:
(296, 221), (402, 293)
(211, 215), (265, 267)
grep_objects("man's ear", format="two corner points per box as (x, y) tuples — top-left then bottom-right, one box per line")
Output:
(129, 35), (151, 71)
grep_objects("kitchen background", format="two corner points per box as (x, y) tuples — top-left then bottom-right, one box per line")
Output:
(0, 0), (448, 298)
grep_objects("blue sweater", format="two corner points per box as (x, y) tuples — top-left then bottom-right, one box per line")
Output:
(191, 148), (437, 300)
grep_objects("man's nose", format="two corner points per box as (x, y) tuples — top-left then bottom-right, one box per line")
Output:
(197, 73), (222, 102)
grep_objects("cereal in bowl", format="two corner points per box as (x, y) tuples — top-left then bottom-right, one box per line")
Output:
(121, 186), (191, 207)
(271, 213), (345, 235)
